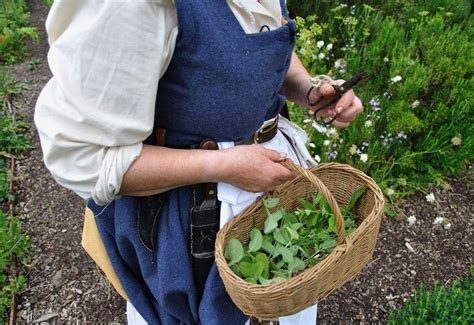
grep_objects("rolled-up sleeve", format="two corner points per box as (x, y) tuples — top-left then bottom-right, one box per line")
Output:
(34, 0), (178, 205)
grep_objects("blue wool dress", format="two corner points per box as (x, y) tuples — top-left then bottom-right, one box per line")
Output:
(87, 1), (296, 323)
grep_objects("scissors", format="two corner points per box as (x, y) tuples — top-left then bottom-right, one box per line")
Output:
(306, 73), (366, 126)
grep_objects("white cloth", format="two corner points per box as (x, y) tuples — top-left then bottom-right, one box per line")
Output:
(127, 118), (318, 324)
(34, 0), (283, 205)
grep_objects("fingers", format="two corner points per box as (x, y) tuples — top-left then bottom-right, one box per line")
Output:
(332, 96), (363, 128)
(259, 146), (287, 162)
(307, 81), (335, 104)
(256, 146), (297, 180)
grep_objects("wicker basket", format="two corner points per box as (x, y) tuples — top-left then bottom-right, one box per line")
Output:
(215, 160), (384, 319)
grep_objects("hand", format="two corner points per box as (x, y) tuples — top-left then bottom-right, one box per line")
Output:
(306, 79), (363, 128)
(216, 145), (296, 192)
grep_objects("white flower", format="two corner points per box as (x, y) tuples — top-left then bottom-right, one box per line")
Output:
(383, 57), (389, 62)
(349, 145), (357, 155)
(411, 100), (420, 108)
(391, 75), (402, 83)
(334, 59), (344, 69)
(451, 136), (462, 146)
(387, 188), (395, 196)
(360, 153), (368, 162)
(326, 43), (333, 50)
(300, 47), (306, 55)
(407, 215), (416, 226)
(316, 40), (325, 48)
(312, 122), (328, 134)
(339, 139), (344, 144)
(425, 193), (435, 203)
(308, 143), (316, 148)
(303, 119), (312, 124)
(444, 223), (451, 230)
(314, 155), (321, 163)
(323, 140), (330, 146)
(365, 120), (373, 127)
(318, 53), (326, 60)
(433, 217), (444, 225)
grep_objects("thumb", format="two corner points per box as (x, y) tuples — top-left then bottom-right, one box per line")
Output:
(260, 147), (288, 162)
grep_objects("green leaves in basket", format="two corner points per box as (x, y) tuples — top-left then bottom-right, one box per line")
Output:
(263, 208), (284, 234)
(224, 238), (244, 266)
(263, 197), (280, 209)
(224, 188), (366, 285)
(248, 228), (263, 252)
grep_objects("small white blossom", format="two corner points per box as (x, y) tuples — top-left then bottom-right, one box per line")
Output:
(312, 122), (328, 134)
(334, 59), (344, 69)
(391, 75), (402, 83)
(303, 118), (312, 124)
(316, 40), (325, 48)
(387, 188), (395, 196)
(451, 136), (462, 146)
(300, 47), (306, 55)
(365, 120), (373, 127)
(326, 43), (333, 50)
(323, 140), (330, 146)
(433, 217), (444, 225)
(314, 154), (321, 163)
(444, 223), (451, 230)
(383, 57), (389, 62)
(339, 139), (344, 144)
(407, 215), (416, 226)
(425, 193), (435, 203)
(360, 153), (368, 162)
(411, 100), (420, 108)
(318, 53), (326, 60)
(349, 145), (357, 155)
(308, 143), (316, 148)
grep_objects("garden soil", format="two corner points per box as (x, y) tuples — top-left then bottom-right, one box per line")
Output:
(7, 1), (473, 323)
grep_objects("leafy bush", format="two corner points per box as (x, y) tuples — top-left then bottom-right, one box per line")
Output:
(389, 269), (474, 324)
(0, 211), (28, 320)
(0, 0), (38, 63)
(289, 1), (473, 209)
(0, 69), (31, 321)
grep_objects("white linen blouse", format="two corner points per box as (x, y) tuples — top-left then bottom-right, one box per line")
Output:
(34, 0), (285, 205)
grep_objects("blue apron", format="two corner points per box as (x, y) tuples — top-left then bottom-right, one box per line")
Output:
(87, 1), (296, 323)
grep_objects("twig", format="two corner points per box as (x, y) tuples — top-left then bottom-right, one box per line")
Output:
(6, 114), (19, 324)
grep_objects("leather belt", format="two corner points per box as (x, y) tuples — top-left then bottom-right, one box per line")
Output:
(235, 115), (279, 145)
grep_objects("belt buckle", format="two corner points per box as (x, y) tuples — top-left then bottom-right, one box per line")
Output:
(253, 116), (279, 144)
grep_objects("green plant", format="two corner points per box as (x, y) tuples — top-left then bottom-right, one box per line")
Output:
(0, 211), (29, 320)
(389, 268), (474, 324)
(224, 190), (363, 284)
(0, 0), (38, 63)
(289, 2), (473, 212)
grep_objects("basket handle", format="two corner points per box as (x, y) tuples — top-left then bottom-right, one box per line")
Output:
(279, 159), (349, 247)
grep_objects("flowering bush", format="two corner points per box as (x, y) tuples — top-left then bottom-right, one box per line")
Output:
(288, 1), (473, 211)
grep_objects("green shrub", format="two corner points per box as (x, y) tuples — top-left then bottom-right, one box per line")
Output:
(389, 269), (474, 324)
(0, 0), (38, 63)
(289, 1), (473, 207)
(0, 211), (28, 320)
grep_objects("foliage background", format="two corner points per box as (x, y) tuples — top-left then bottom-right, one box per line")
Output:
(285, 0), (473, 215)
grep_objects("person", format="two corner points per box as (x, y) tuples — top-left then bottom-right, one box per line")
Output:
(34, 0), (363, 324)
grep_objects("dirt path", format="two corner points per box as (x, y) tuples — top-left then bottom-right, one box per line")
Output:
(7, 1), (473, 324)
(9, 1), (124, 323)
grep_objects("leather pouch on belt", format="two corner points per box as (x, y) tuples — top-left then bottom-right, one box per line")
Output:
(190, 203), (219, 296)
(137, 193), (165, 252)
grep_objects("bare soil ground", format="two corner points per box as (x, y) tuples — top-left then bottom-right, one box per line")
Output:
(6, 1), (473, 323)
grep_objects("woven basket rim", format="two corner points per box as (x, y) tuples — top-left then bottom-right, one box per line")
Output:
(215, 162), (385, 294)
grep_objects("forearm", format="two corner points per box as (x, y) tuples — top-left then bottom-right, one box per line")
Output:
(120, 144), (221, 196)
(280, 52), (312, 107)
